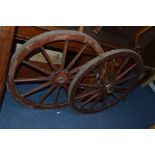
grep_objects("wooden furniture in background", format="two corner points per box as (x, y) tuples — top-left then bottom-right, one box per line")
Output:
(0, 27), (15, 108)
(149, 124), (155, 129)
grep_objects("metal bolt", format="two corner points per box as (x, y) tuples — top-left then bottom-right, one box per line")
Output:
(57, 77), (65, 83)
(96, 73), (99, 79)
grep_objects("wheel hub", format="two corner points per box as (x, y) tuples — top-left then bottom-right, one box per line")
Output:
(105, 82), (114, 94)
(51, 70), (70, 86)
(57, 76), (65, 84)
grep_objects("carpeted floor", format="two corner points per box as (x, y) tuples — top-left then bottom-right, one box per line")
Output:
(0, 86), (155, 129)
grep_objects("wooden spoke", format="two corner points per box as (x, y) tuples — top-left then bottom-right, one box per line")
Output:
(115, 74), (137, 85)
(115, 63), (137, 81)
(66, 45), (87, 71)
(114, 86), (130, 93)
(92, 70), (104, 83)
(111, 93), (117, 99)
(64, 85), (68, 97)
(107, 61), (113, 79)
(114, 57), (130, 78)
(22, 60), (51, 75)
(61, 40), (68, 70)
(104, 101), (111, 106)
(85, 74), (97, 78)
(98, 65), (105, 75)
(90, 94), (102, 108)
(40, 46), (56, 70)
(70, 75), (74, 80)
(79, 83), (102, 89)
(21, 81), (51, 97)
(84, 71), (98, 78)
(54, 86), (61, 103)
(14, 76), (50, 83)
(39, 85), (55, 104)
(90, 102), (98, 109)
(75, 89), (100, 100)
(69, 65), (82, 75)
(79, 93), (100, 109)
(96, 76), (105, 84)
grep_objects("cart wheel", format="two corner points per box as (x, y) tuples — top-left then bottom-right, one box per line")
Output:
(7, 30), (104, 109)
(69, 49), (143, 114)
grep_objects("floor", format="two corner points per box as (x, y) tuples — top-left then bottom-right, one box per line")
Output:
(0, 86), (155, 129)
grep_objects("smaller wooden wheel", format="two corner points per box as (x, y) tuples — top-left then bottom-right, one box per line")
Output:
(69, 49), (143, 114)
(7, 30), (103, 109)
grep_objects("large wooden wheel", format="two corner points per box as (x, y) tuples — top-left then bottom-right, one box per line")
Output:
(69, 49), (143, 114)
(7, 30), (104, 109)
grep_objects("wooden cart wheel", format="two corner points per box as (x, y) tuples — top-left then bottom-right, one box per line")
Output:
(69, 49), (143, 114)
(7, 30), (104, 109)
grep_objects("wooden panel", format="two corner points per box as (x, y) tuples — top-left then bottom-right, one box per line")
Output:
(15, 26), (78, 42)
(142, 36), (155, 68)
(16, 26), (131, 50)
(84, 26), (131, 48)
(15, 26), (98, 56)
(15, 26), (60, 41)
(0, 26), (15, 108)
